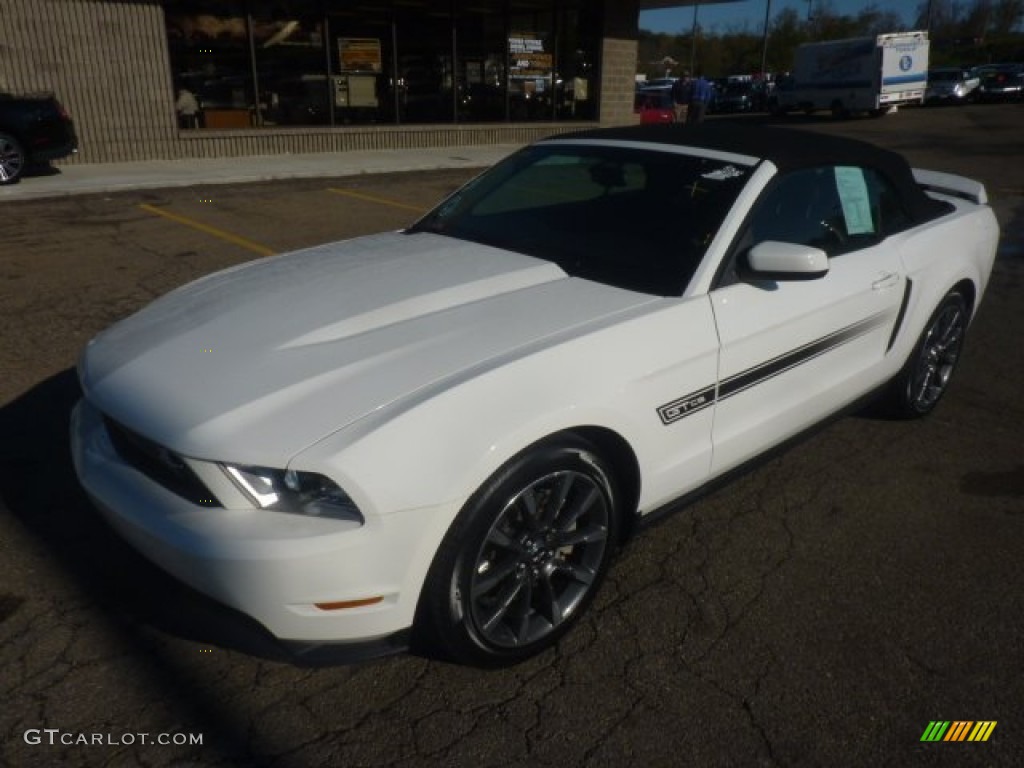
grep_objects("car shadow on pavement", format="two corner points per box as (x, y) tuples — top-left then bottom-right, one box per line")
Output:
(22, 161), (63, 179)
(0, 368), (306, 665)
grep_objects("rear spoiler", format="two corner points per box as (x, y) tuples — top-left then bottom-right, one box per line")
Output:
(913, 168), (988, 205)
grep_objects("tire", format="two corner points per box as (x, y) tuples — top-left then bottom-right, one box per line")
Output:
(415, 436), (620, 666)
(887, 290), (969, 418)
(830, 100), (848, 119)
(0, 132), (26, 185)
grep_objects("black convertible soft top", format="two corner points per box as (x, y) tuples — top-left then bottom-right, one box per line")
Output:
(547, 123), (950, 224)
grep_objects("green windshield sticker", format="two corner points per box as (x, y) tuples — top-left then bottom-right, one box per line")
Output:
(834, 166), (874, 235)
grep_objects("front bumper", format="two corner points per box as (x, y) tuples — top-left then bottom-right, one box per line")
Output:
(70, 398), (447, 645)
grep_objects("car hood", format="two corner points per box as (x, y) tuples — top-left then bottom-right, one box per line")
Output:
(81, 232), (655, 464)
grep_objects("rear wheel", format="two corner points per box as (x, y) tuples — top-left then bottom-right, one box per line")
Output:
(888, 290), (969, 418)
(415, 436), (619, 666)
(0, 132), (26, 185)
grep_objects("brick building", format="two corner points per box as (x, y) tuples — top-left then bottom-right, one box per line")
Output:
(0, 0), (677, 164)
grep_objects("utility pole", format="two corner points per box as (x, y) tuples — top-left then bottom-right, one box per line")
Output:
(689, 3), (701, 73)
(760, 0), (772, 78)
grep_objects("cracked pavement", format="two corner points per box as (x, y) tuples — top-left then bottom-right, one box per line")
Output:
(2, 107), (1022, 767)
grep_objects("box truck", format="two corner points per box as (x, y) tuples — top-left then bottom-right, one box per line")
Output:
(771, 31), (929, 117)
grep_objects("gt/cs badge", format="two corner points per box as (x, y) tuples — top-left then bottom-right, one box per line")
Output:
(657, 386), (716, 424)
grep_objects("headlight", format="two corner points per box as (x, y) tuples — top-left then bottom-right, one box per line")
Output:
(221, 464), (363, 522)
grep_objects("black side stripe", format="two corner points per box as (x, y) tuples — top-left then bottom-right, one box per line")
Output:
(718, 311), (891, 402)
(656, 311), (892, 425)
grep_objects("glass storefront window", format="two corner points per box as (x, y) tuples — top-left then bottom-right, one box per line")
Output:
(329, 5), (393, 125)
(509, 0), (554, 121)
(249, 2), (329, 126)
(456, 0), (508, 122)
(166, 0), (256, 129)
(395, 5), (455, 124)
(556, 1), (598, 120)
(164, 0), (599, 130)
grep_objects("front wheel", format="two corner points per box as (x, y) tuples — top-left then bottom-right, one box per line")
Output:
(415, 436), (620, 666)
(0, 132), (27, 185)
(887, 290), (969, 418)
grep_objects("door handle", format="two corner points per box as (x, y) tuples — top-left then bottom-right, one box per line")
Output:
(872, 272), (900, 291)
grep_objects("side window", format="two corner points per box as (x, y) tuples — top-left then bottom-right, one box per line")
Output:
(744, 168), (839, 253)
(741, 165), (910, 260)
(862, 167), (913, 237)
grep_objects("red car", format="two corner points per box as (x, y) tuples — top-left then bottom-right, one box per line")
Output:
(634, 87), (676, 124)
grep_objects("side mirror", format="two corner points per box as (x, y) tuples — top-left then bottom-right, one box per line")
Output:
(746, 240), (828, 280)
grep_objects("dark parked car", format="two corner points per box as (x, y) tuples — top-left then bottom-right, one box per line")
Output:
(974, 64), (1024, 102)
(0, 91), (78, 184)
(712, 80), (768, 113)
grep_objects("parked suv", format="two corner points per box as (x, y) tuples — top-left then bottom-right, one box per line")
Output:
(0, 92), (78, 184)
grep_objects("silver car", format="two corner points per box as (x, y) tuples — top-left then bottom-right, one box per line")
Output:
(925, 67), (980, 104)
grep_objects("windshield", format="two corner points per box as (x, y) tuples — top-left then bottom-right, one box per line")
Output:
(408, 144), (750, 296)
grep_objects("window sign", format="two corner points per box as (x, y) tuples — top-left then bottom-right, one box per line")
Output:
(834, 166), (874, 235)
(509, 34), (552, 77)
(339, 37), (382, 73)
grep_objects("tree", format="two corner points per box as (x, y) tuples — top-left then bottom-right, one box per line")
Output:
(639, 0), (1022, 78)
(991, 0), (1024, 32)
(856, 5), (909, 35)
(962, 0), (994, 37)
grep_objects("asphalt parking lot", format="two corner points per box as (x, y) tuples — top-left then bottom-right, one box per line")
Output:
(2, 104), (1022, 768)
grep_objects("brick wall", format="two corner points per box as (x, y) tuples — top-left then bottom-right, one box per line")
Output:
(0, 0), (177, 163)
(600, 37), (641, 126)
(598, 0), (641, 126)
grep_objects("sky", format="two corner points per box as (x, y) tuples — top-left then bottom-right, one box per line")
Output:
(639, 0), (921, 35)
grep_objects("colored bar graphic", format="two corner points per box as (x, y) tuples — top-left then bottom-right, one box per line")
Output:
(920, 721), (997, 742)
(921, 721), (950, 741)
(968, 722), (997, 742)
(944, 721), (972, 741)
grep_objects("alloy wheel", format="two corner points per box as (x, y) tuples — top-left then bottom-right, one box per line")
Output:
(0, 133), (26, 184)
(467, 469), (611, 649)
(907, 300), (966, 413)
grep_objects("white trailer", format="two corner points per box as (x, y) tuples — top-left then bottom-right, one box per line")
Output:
(773, 31), (929, 117)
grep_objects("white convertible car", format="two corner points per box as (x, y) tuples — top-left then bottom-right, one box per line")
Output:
(71, 125), (999, 666)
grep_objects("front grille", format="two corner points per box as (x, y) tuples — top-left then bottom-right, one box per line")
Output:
(102, 416), (220, 507)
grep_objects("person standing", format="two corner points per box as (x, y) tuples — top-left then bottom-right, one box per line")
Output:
(175, 87), (200, 130)
(687, 72), (713, 123)
(671, 72), (692, 123)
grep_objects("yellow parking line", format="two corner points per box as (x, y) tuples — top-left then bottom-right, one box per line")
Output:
(139, 203), (276, 257)
(327, 187), (428, 213)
